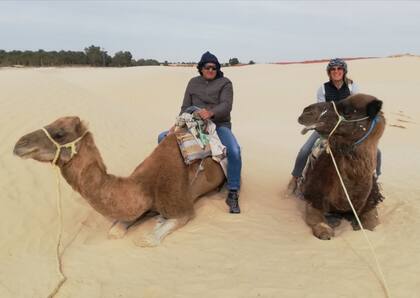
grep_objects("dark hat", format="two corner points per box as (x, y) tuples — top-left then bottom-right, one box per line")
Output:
(197, 51), (221, 70)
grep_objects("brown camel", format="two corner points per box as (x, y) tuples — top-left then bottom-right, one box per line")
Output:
(13, 116), (225, 246)
(297, 93), (385, 240)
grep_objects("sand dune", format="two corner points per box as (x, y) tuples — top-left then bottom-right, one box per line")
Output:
(1, 57), (420, 297)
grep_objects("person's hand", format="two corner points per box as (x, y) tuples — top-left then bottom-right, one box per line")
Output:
(197, 109), (214, 120)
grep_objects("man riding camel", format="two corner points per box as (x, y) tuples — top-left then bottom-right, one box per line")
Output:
(158, 51), (242, 214)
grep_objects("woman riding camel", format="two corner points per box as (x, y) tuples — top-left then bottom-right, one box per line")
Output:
(288, 58), (382, 193)
(158, 51), (242, 214)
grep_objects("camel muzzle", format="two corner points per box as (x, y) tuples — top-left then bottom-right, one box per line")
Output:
(13, 137), (35, 158)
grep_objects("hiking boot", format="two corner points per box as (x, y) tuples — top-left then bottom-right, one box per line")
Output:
(226, 190), (240, 214)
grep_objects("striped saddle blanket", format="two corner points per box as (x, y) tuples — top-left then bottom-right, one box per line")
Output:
(175, 129), (212, 165)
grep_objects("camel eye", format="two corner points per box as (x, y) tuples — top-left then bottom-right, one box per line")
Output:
(53, 131), (65, 140)
(342, 106), (353, 115)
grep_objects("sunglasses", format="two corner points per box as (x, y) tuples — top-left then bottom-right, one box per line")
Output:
(330, 67), (343, 71)
(203, 66), (217, 71)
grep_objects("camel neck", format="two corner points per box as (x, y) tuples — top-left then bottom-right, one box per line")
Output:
(59, 134), (121, 216)
(61, 134), (104, 187)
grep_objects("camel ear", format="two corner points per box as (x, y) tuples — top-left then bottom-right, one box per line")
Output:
(70, 117), (83, 134)
(366, 99), (382, 119)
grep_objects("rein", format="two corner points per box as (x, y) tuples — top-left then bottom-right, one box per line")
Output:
(325, 103), (390, 297)
(41, 128), (88, 298)
(328, 101), (377, 146)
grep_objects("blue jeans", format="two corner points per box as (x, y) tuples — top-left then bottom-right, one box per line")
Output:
(158, 130), (169, 144)
(291, 131), (382, 177)
(157, 126), (242, 190)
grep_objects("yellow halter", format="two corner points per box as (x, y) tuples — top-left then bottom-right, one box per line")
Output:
(41, 127), (89, 166)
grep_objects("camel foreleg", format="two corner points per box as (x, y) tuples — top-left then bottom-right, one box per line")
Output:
(352, 207), (379, 231)
(305, 204), (334, 240)
(134, 215), (192, 247)
(108, 220), (136, 239)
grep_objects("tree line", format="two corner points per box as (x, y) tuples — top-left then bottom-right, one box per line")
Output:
(0, 45), (160, 67)
(0, 45), (255, 67)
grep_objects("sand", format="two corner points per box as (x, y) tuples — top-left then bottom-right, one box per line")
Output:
(1, 57), (420, 298)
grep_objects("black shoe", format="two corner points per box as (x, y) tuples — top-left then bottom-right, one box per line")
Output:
(226, 190), (241, 214)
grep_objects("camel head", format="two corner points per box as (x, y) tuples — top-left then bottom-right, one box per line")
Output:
(298, 93), (383, 143)
(13, 116), (87, 164)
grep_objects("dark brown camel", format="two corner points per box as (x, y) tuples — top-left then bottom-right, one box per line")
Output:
(13, 117), (225, 246)
(297, 94), (385, 240)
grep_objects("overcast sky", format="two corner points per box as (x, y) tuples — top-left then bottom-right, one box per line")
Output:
(1, 1), (419, 63)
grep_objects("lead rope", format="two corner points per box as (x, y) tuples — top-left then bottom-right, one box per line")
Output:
(327, 102), (391, 298)
(47, 166), (67, 298)
(41, 128), (88, 298)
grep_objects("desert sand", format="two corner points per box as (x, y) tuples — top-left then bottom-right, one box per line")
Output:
(1, 57), (420, 298)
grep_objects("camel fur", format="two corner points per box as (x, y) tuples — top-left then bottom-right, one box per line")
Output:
(297, 94), (385, 240)
(13, 117), (225, 246)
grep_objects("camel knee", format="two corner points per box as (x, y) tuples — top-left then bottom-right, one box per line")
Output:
(305, 204), (334, 240)
(360, 208), (379, 231)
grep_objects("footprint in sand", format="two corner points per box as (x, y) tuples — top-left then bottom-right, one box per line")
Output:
(389, 110), (416, 129)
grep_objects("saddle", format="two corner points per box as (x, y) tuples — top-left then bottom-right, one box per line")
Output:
(175, 112), (212, 165)
(174, 109), (227, 176)
(301, 137), (327, 181)
(175, 127), (212, 165)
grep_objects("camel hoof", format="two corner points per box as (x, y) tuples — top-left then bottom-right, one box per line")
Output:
(313, 223), (334, 240)
(108, 222), (128, 239)
(134, 234), (160, 247)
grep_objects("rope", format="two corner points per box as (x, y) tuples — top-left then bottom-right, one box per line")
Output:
(327, 101), (391, 298)
(47, 166), (67, 298)
(190, 159), (205, 185)
(40, 128), (88, 298)
(326, 146), (391, 297)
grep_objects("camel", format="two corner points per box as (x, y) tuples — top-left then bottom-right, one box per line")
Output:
(13, 116), (225, 246)
(296, 94), (385, 240)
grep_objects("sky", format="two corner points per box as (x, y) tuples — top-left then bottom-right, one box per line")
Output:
(0, 1), (419, 63)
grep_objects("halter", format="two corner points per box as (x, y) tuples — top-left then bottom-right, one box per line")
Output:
(42, 127), (89, 166)
(328, 101), (378, 146)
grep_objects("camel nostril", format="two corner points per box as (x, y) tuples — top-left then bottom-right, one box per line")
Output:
(13, 145), (23, 155)
(19, 140), (29, 146)
(13, 139), (30, 155)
